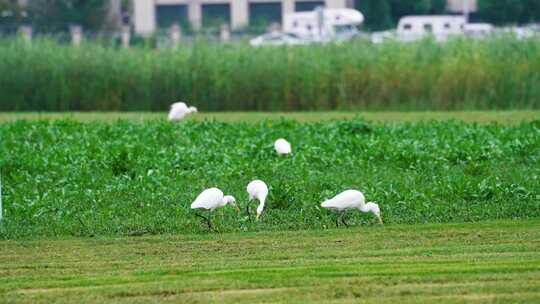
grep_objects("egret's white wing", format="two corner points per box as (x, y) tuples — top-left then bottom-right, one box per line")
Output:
(191, 188), (224, 210)
(171, 102), (188, 109)
(247, 180), (268, 199)
(274, 139), (291, 155)
(168, 102), (190, 121)
(321, 190), (364, 209)
(168, 108), (184, 121)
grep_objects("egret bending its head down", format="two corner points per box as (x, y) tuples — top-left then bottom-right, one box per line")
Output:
(246, 180), (268, 221)
(191, 187), (239, 231)
(274, 138), (291, 155)
(321, 190), (382, 227)
(168, 102), (197, 121)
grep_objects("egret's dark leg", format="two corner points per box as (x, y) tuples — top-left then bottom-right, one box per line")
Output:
(341, 212), (349, 227)
(195, 212), (216, 232)
(245, 202), (252, 221)
(335, 213), (340, 228)
(206, 211), (218, 232)
(195, 212), (208, 227)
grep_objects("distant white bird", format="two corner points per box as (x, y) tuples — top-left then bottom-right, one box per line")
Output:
(246, 180), (269, 221)
(274, 138), (291, 155)
(191, 187), (239, 231)
(168, 102), (197, 121)
(321, 190), (382, 227)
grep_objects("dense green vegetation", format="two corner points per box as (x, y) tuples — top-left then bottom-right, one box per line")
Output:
(477, 0), (540, 25)
(1, 220), (539, 303)
(1, 37), (540, 112)
(357, 0), (446, 31)
(1, 111), (538, 124)
(0, 0), (114, 33)
(1, 118), (538, 239)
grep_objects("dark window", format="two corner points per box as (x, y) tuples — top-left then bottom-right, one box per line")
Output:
(403, 23), (412, 30)
(202, 3), (231, 28)
(267, 35), (282, 41)
(295, 1), (325, 12)
(156, 4), (189, 29)
(424, 23), (433, 32)
(121, 12), (130, 25)
(444, 23), (451, 29)
(249, 2), (282, 26)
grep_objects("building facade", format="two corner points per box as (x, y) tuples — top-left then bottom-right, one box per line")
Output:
(446, 0), (478, 14)
(133, 0), (479, 35)
(133, 0), (352, 35)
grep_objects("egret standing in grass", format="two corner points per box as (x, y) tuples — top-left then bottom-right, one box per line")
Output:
(246, 180), (268, 221)
(191, 188), (239, 231)
(321, 190), (382, 227)
(274, 138), (291, 155)
(168, 102), (197, 121)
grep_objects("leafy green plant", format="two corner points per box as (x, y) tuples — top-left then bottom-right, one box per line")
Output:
(0, 118), (538, 239)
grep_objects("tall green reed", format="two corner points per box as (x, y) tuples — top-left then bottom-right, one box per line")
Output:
(0, 36), (539, 111)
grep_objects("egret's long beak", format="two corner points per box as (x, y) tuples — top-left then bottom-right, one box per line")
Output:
(256, 213), (260, 221)
(234, 206), (241, 213)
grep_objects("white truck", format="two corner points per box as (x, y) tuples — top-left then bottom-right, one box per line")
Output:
(397, 15), (467, 42)
(393, 15), (496, 42)
(463, 23), (494, 38)
(282, 7), (364, 42)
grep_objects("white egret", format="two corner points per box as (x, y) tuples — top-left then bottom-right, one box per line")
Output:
(168, 102), (196, 121)
(190, 187), (239, 231)
(246, 180), (268, 221)
(321, 190), (382, 227)
(274, 138), (292, 155)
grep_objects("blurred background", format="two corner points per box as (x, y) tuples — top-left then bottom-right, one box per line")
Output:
(2, 1), (539, 38)
(0, 0), (539, 112)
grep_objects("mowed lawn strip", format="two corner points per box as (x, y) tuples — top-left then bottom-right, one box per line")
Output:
(1, 220), (539, 304)
(1, 111), (539, 124)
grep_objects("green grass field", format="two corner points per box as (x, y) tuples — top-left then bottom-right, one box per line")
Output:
(1, 111), (538, 124)
(1, 111), (539, 302)
(1, 220), (539, 303)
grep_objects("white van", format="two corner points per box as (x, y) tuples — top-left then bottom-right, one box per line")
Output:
(397, 15), (466, 42)
(463, 23), (494, 38)
(282, 8), (364, 42)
